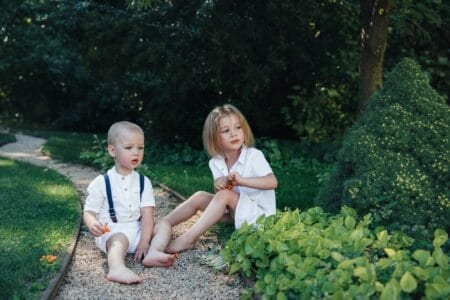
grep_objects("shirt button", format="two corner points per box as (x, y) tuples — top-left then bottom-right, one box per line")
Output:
(124, 188), (128, 191)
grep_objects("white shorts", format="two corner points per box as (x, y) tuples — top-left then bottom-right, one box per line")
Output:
(234, 192), (267, 229)
(95, 221), (141, 253)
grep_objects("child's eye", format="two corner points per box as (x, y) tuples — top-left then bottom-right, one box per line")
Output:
(139, 146), (144, 150)
(125, 146), (132, 150)
(221, 129), (229, 134)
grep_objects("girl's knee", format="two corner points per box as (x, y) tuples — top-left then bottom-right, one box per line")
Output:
(154, 219), (171, 231)
(191, 191), (211, 200)
(215, 189), (236, 200)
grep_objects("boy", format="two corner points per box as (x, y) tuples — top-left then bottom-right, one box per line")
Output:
(83, 121), (175, 284)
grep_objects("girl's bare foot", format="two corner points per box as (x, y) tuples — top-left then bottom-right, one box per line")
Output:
(107, 267), (143, 284)
(142, 251), (176, 267)
(166, 235), (196, 253)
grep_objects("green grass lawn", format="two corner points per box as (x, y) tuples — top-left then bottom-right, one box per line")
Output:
(0, 157), (80, 299)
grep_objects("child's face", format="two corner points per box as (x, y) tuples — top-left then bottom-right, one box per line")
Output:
(218, 114), (244, 153)
(108, 130), (144, 175)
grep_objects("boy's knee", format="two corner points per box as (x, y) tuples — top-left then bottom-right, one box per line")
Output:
(106, 233), (129, 250)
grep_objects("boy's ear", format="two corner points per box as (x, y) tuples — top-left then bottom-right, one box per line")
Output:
(107, 144), (115, 157)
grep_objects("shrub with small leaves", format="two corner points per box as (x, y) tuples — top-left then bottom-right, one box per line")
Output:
(315, 58), (449, 235)
(221, 207), (449, 299)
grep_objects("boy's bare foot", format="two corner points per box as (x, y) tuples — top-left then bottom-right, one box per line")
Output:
(166, 235), (196, 253)
(107, 267), (143, 284)
(142, 251), (176, 267)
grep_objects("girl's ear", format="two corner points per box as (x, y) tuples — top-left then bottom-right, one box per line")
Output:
(107, 144), (115, 157)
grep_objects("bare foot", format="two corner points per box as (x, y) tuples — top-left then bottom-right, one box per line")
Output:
(107, 267), (143, 284)
(166, 235), (196, 253)
(142, 251), (176, 267)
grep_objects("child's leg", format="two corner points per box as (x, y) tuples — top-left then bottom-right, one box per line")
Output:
(166, 190), (239, 253)
(142, 220), (176, 267)
(162, 191), (214, 226)
(106, 233), (143, 284)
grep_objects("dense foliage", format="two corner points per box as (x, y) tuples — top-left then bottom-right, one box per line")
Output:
(1, 1), (448, 146)
(315, 58), (450, 237)
(221, 207), (449, 299)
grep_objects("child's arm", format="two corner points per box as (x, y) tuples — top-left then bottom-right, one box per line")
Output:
(83, 210), (105, 237)
(134, 206), (155, 262)
(229, 172), (278, 190)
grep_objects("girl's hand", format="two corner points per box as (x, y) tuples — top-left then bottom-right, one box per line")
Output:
(228, 172), (241, 187)
(214, 176), (229, 191)
(134, 243), (149, 262)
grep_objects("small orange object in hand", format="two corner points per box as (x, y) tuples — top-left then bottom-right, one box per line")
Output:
(101, 224), (110, 234)
(225, 180), (234, 190)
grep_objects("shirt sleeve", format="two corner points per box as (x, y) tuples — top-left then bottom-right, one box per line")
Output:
(140, 176), (155, 208)
(209, 157), (223, 180)
(84, 175), (105, 213)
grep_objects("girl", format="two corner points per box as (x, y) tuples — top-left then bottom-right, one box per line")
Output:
(163, 104), (278, 253)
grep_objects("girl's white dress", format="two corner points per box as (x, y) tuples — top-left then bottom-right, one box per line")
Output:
(209, 146), (276, 228)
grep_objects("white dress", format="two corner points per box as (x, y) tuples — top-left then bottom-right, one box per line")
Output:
(209, 146), (276, 228)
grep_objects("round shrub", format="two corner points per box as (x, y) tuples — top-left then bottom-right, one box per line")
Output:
(315, 58), (449, 234)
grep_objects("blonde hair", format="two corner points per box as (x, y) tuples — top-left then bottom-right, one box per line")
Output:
(107, 121), (144, 145)
(202, 104), (254, 157)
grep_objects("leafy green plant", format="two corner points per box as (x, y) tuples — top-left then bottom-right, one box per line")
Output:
(79, 134), (113, 172)
(0, 132), (16, 146)
(316, 58), (450, 236)
(221, 206), (449, 299)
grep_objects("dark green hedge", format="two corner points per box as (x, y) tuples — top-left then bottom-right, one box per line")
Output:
(315, 58), (450, 235)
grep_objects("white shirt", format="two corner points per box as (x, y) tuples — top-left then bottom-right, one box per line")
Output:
(209, 146), (276, 218)
(84, 167), (155, 224)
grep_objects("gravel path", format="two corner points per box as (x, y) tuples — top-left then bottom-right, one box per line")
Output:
(0, 133), (242, 299)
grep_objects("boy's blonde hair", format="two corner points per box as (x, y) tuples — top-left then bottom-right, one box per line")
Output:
(202, 104), (254, 157)
(107, 121), (144, 145)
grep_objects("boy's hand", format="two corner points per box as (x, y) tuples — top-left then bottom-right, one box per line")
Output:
(134, 243), (149, 262)
(88, 221), (109, 237)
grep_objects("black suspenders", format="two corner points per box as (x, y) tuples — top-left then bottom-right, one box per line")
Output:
(103, 173), (144, 223)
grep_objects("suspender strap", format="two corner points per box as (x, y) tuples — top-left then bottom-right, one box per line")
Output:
(138, 174), (144, 222)
(103, 174), (117, 223)
(139, 174), (144, 199)
(103, 173), (145, 223)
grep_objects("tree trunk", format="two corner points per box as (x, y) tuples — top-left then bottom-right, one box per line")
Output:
(358, 0), (392, 112)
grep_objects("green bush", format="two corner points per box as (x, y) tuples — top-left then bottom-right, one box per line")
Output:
(221, 207), (449, 299)
(0, 132), (16, 146)
(315, 58), (450, 236)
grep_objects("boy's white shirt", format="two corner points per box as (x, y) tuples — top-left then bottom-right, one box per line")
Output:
(84, 167), (155, 224)
(208, 146), (276, 217)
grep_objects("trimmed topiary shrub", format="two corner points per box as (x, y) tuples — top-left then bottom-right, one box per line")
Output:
(315, 58), (449, 236)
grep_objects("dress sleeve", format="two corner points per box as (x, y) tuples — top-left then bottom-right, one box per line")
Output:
(251, 149), (273, 176)
(209, 157), (223, 180)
